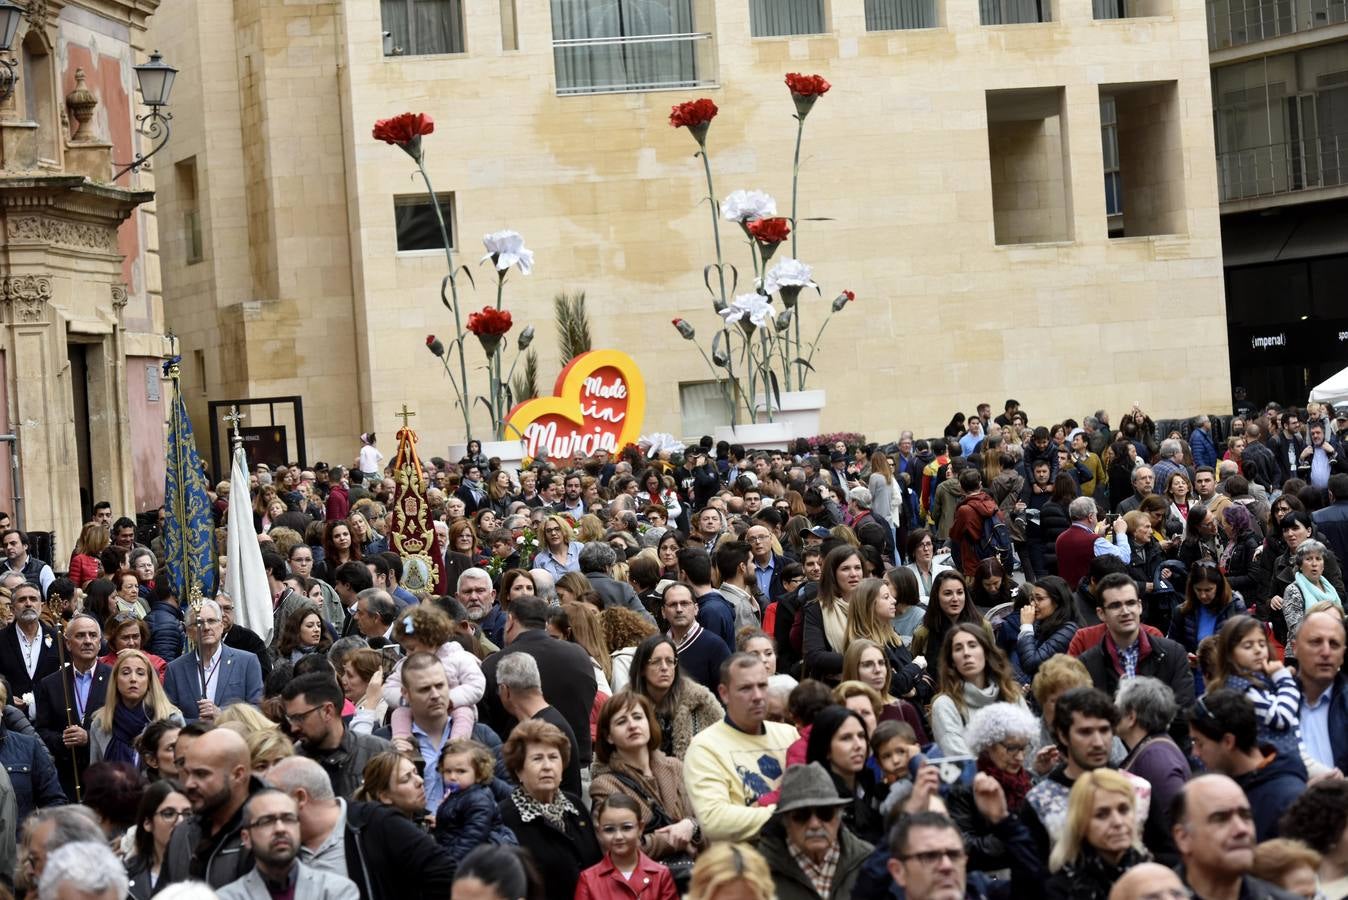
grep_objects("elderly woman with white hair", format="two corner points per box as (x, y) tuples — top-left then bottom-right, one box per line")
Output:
(944, 701), (1040, 876)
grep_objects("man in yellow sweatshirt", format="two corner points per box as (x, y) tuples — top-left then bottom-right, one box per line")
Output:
(682, 652), (797, 842)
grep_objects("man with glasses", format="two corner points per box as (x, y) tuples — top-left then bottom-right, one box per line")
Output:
(758, 762), (872, 899)
(1171, 775), (1295, 900)
(281, 672), (391, 800)
(885, 811), (973, 900)
(661, 583), (728, 692)
(746, 524), (787, 606)
(1079, 573), (1194, 746)
(1188, 689), (1306, 841)
(218, 790), (359, 900)
(164, 599), (264, 722)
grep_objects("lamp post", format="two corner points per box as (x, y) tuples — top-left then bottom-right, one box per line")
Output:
(0, 0), (24, 104)
(112, 50), (177, 180)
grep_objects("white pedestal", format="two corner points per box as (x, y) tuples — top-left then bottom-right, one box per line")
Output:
(754, 389), (826, 439)
(713, 422), (795, 451)
(449, 440), (526, 472)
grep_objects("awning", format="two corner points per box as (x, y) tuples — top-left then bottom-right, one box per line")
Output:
(1310, 365), (1348, 406)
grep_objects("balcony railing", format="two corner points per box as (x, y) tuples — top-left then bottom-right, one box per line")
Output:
(1217, 133), (1348, 200)
(552, 32), (716, 96)
(1207, 0), (1348, 49)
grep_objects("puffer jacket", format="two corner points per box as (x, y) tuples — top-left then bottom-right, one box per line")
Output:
(433, 781), (516, 875)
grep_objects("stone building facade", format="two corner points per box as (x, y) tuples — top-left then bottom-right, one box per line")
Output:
(152, 0), (1229, 462)
(0, 0), (168, 555)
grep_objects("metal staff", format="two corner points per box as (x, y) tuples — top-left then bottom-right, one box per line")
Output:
(52, 619), (80, 802)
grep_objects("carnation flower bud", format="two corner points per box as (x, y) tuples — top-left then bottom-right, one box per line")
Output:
(517, 326), (535, 350)
(672, 318), (696, 340)
(832, 290), (855, 313)
(426, 335), (445, 357)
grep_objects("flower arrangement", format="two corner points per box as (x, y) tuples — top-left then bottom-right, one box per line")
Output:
(374, 111), (535, 442)
(805, 432), (868, 453)
(669, 73), (853, 427)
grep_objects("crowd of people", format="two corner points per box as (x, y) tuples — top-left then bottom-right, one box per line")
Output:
(4, 400), (1348, 900)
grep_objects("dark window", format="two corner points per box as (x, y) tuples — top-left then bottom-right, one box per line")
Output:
(382, 0), (465, 56)
(394, 193), (455, 252)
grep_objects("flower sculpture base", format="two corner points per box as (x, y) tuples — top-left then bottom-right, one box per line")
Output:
(713, 421), (795, 452)
(754, 389), (826, 439)
(449, 440), (526, 473)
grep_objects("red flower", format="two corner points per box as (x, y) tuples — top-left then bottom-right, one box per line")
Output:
(669, 98), (718, 129)
(747, 217), (791, 244)
(372, 112), (435, 145)
(785, 73), (831, 97)
(466, 307), (513, 337)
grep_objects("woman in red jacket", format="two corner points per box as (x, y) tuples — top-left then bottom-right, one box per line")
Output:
(69, 522), (109, 588)
(575, 793), (677, 900)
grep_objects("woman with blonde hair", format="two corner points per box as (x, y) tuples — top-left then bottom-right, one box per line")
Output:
(246, 728), (294, 776)
(555, 571), (591, 606)
(534, 514), (583, 578)
(69, 523), (109, 588)
(90, 649), (182, 765)
(214, 702), (280, 736)
(687, 842), (773, 900)
(1045, 768), (1150, 900)
(576, 514), (605, 544)
(801, 545), (865, 684)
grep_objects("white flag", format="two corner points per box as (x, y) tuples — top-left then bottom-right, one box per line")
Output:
(226, 446), (274, 644)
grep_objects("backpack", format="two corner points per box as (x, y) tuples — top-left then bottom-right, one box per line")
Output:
(952, 504), (1014, 572)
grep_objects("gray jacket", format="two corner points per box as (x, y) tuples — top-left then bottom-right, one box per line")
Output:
(584, 572), (655, 622)
(218, 862), (360, 900)
(162, 776), (270, 889)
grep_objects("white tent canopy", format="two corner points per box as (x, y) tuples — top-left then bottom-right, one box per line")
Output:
(1310, 365), (1348, 407)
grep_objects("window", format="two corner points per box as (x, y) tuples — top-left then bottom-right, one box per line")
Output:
(194, 349), (207, 395)
(866, 0), (938, 29)
(679, 381), (733, 437)
(381, 0), (465, 55)
(1101, 82), (1187, 237)
(20, 33), (55, 161)
(551, 0), (714, 95)
(177, 158), (203, 265)
(980, 0), (1050, 24)
(1101, 97), (1123, 224)
(501, 0), (519, 50)
(394, 193), (456, 252)
(986, 87), (1072, 245)
(749, 0), (826, 36)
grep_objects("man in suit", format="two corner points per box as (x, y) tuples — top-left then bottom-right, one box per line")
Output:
(578, 542), (653, 622)
(480, 596), (596, 771)
(165, 598), (264, 722)
(0, 580), (61, 714)
(34, 612), (110, 800)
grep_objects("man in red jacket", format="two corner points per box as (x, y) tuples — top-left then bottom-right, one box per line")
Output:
(949, 469), (1000, 577)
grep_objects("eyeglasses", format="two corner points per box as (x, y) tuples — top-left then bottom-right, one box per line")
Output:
(285, 706), (324, 726)
(156, 808), (192, 822)
(899, 848), (966, 866)
(998, 741), (1029, 756)
(246, 813), (300, 830)
(647, 658), (677, 670)
(787, 806), (840, 824)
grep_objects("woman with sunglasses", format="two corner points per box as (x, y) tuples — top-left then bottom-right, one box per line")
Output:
(126, 779), (191, 900)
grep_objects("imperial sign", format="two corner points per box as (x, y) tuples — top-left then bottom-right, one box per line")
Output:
(505, 350), (646, 462)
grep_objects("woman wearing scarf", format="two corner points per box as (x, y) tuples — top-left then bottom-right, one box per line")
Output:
(1282, 539), (1343, 644)
(90, 649), (183, 765)
(945, 702), (1038, 878)
(455, 461), (489, 515)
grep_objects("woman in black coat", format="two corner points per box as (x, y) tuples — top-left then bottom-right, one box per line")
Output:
(1045, 769), (1151, 900)
(498, 719), (600, 900)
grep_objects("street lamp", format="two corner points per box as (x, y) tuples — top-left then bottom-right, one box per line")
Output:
(0, 0), (24, 104)
(112, 50), (178, 180)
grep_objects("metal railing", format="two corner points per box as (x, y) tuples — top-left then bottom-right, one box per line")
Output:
(1207, 0), (1348, 48)
(552, 32), (716, 96)
(1217, 133), (1348, 200)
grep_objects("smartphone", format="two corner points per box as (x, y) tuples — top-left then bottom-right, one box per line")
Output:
(931, 755), (978, 787)
(1105, 512), (1119, 526)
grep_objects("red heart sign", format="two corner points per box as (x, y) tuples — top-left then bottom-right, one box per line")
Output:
(505, 350), (646, 462)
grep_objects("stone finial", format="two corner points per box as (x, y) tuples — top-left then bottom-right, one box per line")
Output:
(65, 69), (98, 142)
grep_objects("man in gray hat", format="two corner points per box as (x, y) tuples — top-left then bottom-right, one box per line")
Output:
(756, 763), (873, 900)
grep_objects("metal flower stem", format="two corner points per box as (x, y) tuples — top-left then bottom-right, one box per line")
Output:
(790, 113), (806, 390)
(803, 310), (838, 372)
(417, 158), (473, 440)
(698, 146), (728, 309)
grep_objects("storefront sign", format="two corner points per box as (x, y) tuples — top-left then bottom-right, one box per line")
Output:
(505, 350), (646, 462)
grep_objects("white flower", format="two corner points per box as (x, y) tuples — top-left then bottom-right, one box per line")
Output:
(640, 433), (686, 458)
(481, 230), (534, 275)
(719, 293), (777, 329)
(720, 190), (777, 223)
(764, 258), (817, 295)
